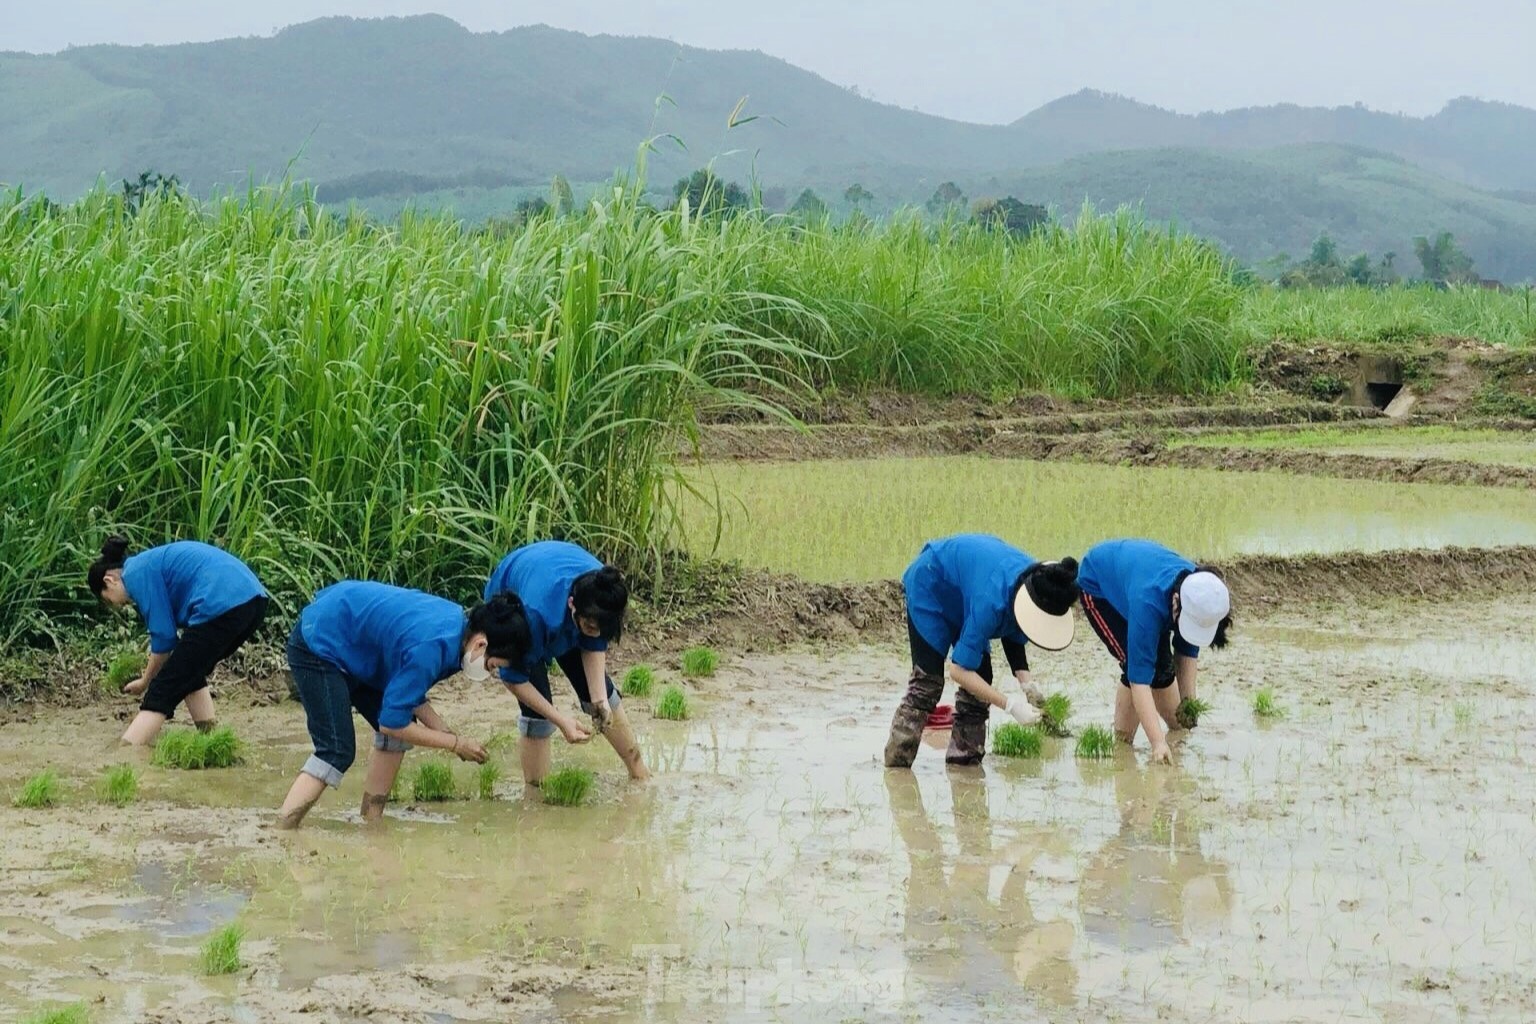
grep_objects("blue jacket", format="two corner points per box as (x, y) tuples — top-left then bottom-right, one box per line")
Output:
(121, 541), (266, 654)
(1078, 539), (1200, 685)
(902, 534), (1034, 672)
(484, 541), (607, 684)
(298, 582), (465, 730)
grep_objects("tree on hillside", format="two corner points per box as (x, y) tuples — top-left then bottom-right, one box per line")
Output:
(925, 181), (966, 216)
(972, 196), (1049, 237)
(674, 169), (748, 217)
(550, 175), (575, 216)
(789, 188), (829, 221)
(844, 183), (874, 209)
(1413, 231), (1476, 284)
(121, 170), (182, 215)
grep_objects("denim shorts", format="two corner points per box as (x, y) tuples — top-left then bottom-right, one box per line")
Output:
(515, 648), (619, 739)
(287, 624), (409, 787)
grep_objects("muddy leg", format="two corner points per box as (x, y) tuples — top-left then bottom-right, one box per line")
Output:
(275, 772), (327, 829)
(884, 668), (944, 768)
(946, 686), (990, 766)
(184, 687), (216, 731)
(120, 711), (168, 746)
(601, 706), (650, 782)
(520, 734), (553, 790)
(360, 748), (405, 823)
(1113, 686), (1139, 744)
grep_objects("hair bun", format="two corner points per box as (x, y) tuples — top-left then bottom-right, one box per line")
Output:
(100, 535), (130, 561)
(488, 590), (524, 613)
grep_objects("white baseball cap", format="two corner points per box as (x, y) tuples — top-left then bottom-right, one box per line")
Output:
(1177, 572), (1230, 647)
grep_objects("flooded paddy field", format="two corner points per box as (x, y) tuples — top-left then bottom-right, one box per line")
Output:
(3, 590), (1535, 1023)
(1176, 426), (1536, 468)
(677, 456), (1536, 581)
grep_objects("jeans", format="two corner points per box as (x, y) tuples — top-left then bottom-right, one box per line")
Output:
(515, 648), (620, 739)
(287, 624), (406, 787)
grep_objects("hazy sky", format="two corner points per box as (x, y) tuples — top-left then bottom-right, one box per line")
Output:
(7, 1), (1533, 123)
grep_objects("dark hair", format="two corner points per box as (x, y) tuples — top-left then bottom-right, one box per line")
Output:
(87, 535), (131, 597)
(570, 565), (628, 642)
(468, 591), (532, 661)
(1019, 556), (1080, 616)
(1191, 564), (1234, 650)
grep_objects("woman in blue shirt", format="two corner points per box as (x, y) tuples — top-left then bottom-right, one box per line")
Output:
(89, 536), (269, 746)
(484, 540), (649, 788)
(887, 534), (1081, 767)
(274, 583), (532, 829)
(1077, 539), (1233, 765)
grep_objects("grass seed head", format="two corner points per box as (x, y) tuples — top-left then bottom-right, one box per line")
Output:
(654, 684), (690, 721)
(1075, 725), (1116, 760)
(993, 723), (1043, 758)
(199, 922), (245, 975)
(622, 664), (656, 697)
(13, 769), (63, 809)
(542, 767), (595, 807)
(411, 762), (458, 802)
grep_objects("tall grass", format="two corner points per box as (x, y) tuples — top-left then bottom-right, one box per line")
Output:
(1241, 284), (1536, 347)
(0, 185), (1248, 642)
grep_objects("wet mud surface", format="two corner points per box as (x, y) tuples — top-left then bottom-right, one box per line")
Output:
(3, 592), (1536, 1022)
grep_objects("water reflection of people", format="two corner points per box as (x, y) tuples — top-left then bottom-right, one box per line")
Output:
(885, 771), (1079, 1008)
(1079, 765), (1233, 953)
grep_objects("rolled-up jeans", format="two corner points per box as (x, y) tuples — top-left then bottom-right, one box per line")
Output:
(287, 624), (410, 788)
(516, 648), (620, 739)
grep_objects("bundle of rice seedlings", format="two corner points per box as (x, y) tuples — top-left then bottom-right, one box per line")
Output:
(410, 762), (457, 802)
(1075, 726), (1116, 760)
(681, 647), (719, 678)
(621, 664), (656, 698)
(1175, 697), (1211, 729)
(199, 922), (245, 975)
(1039, 692), (1073, 737)
(99, 765), (139, 806)
(654, 685), (690, 721)
(151, 726), (244, 769)
(13, 770), (62, 808)
(542, 767), (595, 807)
(993, 723), (1043, 758)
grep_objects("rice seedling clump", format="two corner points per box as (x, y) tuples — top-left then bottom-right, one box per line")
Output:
(654, 685), (691, 721)
(681, 647), (719, 678)
(1175, 697), (1211, 729)
(13, 770), (63, 809)
(1252, 688), (1285, 718)
(151, 726), (244, 769)
(993, 723), (1043, 758)
(199, 922), (245, 975)
(411, 762), (458, 802)
(99, 765), (139, 806)
(1039, 692), (1074, 737)
(22, 1004), (89, 1024)
(542, 767), (596, 807)
(104, 650), (146, 693)
(621, 664), (656, 698)
(476, 761), (501, 800)
(1075, 726), (1116, 760)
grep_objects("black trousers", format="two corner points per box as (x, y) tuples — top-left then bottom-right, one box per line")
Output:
(906, 615), (1030, 681)
(141, 596), (269, 717)
(1079, 592), (1175, 689)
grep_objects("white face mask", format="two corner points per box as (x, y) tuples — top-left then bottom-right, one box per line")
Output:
(461, 650), (490, 682)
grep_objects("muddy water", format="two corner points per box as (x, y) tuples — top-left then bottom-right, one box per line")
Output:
(677, 456), (1536, 582)
(2, 595), (1535, 1022)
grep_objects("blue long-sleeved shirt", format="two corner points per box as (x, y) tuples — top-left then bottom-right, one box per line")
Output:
(120, 542), (266, 654)
(1078, 539), (1200, 685)
(901, 534), (1035, 672)
(484, 541), (607, 684)
(298, 581), (465, 730)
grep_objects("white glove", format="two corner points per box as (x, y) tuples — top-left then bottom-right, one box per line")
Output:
(1004, 695), (1041, 726)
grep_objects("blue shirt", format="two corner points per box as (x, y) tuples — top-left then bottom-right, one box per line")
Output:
(901, 534), (1035, 672)
(298, 582), (465, 730)
(1078, 539), (1200, 686)
(484, 540), (607, 684)
(121, 542), (266, 654)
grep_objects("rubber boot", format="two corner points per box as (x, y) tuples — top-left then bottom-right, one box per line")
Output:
(946, 687), (989, 765)
(884, 668), (944, 768)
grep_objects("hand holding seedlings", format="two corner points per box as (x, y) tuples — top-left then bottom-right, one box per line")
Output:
(560, 718), (593, 744)
(1023, 680), (1046, 708)
(1004, 694), (1041, 726)
(590, 699), (615, 733)
(452, 735), (488, 763)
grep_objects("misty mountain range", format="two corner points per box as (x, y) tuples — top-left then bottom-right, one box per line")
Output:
(4, 14), (1536, 278)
